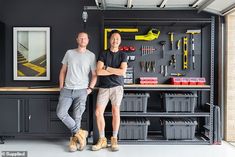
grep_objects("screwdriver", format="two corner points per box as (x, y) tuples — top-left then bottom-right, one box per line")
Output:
(170, 73), (185, 76)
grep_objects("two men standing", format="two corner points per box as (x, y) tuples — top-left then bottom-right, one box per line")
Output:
(57, 30), (127, 152)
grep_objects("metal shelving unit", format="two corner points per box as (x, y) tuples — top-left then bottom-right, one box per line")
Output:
(93, 16), (215, 145)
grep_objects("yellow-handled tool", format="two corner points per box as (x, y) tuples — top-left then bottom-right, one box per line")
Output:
(168, 32), (174, 50)
(135, 29), (160, 41)
(183, 37), (188, 69)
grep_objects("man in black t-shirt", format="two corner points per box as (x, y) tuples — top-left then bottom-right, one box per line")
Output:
(92, 30), (127, 151)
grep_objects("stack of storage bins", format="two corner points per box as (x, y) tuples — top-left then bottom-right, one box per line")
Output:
(119, 93), (150, 140)
(162, 92), (198, 140)
(161, 118), (197, 140)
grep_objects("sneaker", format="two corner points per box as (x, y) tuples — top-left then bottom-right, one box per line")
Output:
(91, 137), (107, 151)
(69, 136), (78, 152)
(74, 129), (88, 151)
(111, 136), (119, 151)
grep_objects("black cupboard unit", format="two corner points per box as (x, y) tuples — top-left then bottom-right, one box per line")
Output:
(0, 89), (90, 143)
(92, 16), (216, 144)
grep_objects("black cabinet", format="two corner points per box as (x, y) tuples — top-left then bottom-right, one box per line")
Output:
(0, 98), (23, 133)
(0, 92), (91, 139)
(28, 98), (49, 133)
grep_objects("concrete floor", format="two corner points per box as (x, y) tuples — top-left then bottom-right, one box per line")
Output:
(1, 139), (235, 157)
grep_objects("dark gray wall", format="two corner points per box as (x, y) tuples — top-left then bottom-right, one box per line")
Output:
(0, 0), (101, 86)
(0, 0), (218, 89)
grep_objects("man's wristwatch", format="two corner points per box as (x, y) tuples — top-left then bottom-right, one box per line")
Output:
(87, 86), (93, 91)
(104, 66), (108, 70)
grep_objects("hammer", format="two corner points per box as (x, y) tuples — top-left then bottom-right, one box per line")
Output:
(186, 30), (201, 70)
(159, 41), (166, 58)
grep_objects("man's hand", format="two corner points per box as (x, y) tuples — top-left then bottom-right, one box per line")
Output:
(87, 88), (92, 95)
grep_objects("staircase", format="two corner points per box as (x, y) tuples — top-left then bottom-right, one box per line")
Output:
(17, 51), (28, 64)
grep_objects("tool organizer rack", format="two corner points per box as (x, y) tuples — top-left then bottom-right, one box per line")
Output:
(93, 16), (216, 145)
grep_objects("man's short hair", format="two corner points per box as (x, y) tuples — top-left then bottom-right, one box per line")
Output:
(109, 30), (121, 38)
(77, 32), (89, 38)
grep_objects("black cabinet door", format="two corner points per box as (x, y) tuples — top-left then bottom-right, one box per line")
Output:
(28, 98), (48, 133)
(0, 99), (22, 133)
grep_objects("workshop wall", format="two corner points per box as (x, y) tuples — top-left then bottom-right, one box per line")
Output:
(0, 0), (101, 86)
(0, 1), (218, 88)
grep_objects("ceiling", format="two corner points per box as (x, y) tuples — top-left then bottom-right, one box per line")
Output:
(86, 0), (235, 16)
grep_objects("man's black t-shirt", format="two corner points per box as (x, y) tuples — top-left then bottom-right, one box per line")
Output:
(98, 50), (127, 88)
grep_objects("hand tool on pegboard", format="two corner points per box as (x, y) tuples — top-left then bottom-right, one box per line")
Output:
(140, 61), (145, 72)
(104, 28), (139, 50)
(168, 32), (174, 50)
(160, 65), (164, 74)
(183, 37), (188, 70)
(146, 61), (151, 72)
(170, 73), (185, 76)
(151, 61), (156, 72)
(169, 55), (176, 69)
(186, 30), (201, 70)
(134, 29), (160, 41)
(164, 65), (168, 76)
(177, 39), (181, 50)
(141, 46), (156, 56)
(159, 41), (166, 58)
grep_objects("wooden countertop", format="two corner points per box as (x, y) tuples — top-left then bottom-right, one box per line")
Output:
(0, 84), (210, 92)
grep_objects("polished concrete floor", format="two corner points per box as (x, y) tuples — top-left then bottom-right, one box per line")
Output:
(1, 139), (235, 157)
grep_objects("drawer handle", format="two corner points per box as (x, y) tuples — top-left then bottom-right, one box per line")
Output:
(29, 115), (31, 120)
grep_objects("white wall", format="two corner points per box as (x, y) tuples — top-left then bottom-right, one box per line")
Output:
(28, 31), (46, 62)
(18, 31), (28, 59)
(225, 14), (235, 141)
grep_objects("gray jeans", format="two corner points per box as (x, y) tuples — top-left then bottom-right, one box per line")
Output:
(56, 88), (88, 134)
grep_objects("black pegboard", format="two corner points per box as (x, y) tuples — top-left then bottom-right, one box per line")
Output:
(103, 24), (211, 84)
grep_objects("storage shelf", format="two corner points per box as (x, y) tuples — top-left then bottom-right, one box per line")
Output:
(115, 135), (210, 145)
(124, 84), (211, 91)
(104, 112), (210, 117)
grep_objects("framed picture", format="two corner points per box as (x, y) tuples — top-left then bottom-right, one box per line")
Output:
(13, 27), (50, 80)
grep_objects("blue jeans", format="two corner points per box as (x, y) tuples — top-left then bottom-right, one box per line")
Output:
(56, 88), (88, 134)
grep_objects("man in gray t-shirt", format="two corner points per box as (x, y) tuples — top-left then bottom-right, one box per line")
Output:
(56, 32), (97, 152)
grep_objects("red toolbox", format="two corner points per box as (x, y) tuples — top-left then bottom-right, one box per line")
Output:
(197, 77), (206, 85)
(171, 77), (182, 85)
(181, 78), (190, 85)
(140, 77), (158, 85)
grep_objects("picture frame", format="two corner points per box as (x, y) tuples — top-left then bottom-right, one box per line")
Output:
(13, 27), (50, 80)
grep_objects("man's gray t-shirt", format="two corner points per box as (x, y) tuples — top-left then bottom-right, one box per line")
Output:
(62, 49), (96, 89)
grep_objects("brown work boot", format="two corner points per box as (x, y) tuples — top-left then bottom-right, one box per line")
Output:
(68, 136), (78, 152)
(74, 129), (88, 151)
(111, 136), (119, 151)
(91, 137), (107, 151)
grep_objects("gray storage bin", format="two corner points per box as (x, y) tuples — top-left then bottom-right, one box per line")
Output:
(163, 93), (197, 112)
(162, 118), (197, 140)
(121, 93), (150, 112)
(119, 118), (150, 140)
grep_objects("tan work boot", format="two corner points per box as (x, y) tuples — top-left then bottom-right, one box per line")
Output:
(69, 136), (78, 152)
(91, 137), (107, 151)
(111, 136), (119, 151)
(74, 129), (88, 151)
